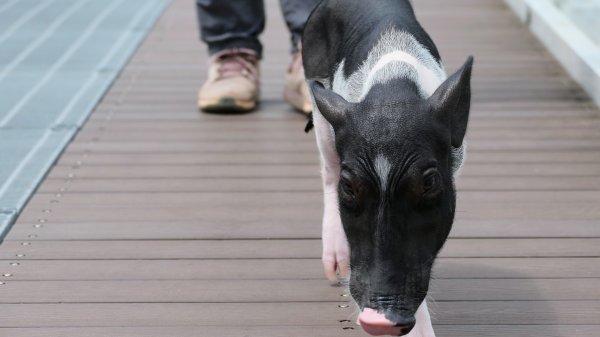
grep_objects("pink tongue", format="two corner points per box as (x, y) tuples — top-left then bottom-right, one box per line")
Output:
(358, 308), (403, 336)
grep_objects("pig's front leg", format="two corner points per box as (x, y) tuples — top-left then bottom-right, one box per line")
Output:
(312, 106), (350, 282)
(407, 301), (436, 337)
(321, 169), (350, 282)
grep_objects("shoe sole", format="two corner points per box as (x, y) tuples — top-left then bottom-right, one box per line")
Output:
(283, 88), (312, 114)
(199, 96), (256, 113)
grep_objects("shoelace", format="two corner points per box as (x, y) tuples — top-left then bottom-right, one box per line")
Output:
(215, 49), (258, 80)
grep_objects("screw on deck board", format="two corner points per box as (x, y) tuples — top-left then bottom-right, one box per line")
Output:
(21, 242), (30, 246)
(2, 274), (12, 277)
(28, 234), (37, 238)
(338, 304), (349, 308)
(9, 263), (19, 266)
(16, 254), (25, 258)
(34, 224), (43, 228)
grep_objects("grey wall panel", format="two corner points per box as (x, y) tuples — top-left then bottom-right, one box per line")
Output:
(0, 0), (170, 239)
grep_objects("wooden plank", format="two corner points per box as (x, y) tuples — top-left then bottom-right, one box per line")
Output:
(0, 279), (597, 303)
(1, 239), (599, 258)
(91, 104), (597, 118)
(91, 104), (595, 116)
(0, 301), (598, 326)
(24, 191), (600, 205)
(61, 140), (600, 153)
(89, 98), (594, 111)
(76, 117), (600, 130)
(97, 88), (593, 106)
(54, 151), (600, 166)
(101, 76), (580, 88)
(44, 163), (600, 178)
(16, 202), (600, 222)
(0, 327), (359, 337)
(33, 176), (600, 193)
(6, 219), (600, 241)
(1, 258), (599, 280)
(72, 128), (600, 141)
(0, 325), (598, 337)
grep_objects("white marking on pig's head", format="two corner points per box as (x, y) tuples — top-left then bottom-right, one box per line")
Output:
(374, 154), (392, 192)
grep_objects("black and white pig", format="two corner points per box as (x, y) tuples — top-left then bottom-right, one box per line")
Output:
(302, 0), (473, 336)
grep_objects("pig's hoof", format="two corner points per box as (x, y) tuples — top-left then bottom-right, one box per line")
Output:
(322, 254), (349, 283)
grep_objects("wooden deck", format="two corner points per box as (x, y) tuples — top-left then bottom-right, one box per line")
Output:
(1, 0), (599, 336)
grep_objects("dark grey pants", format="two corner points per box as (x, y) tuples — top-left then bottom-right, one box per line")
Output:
(195, 0), (321, 59)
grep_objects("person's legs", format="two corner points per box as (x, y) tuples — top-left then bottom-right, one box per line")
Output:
(196, 0), (265, 57)
(280, 0), (321, 114)
(279, 0), (321, 52)
(196, 0), (264, 112)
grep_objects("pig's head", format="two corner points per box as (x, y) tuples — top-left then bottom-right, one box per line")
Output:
(310, 57), (473, 336)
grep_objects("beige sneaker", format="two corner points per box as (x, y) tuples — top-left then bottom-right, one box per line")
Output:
(283, 51), (312, 114)
(198, 48), (260, 113)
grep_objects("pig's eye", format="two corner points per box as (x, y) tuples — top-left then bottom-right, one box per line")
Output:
(422, 168), (441, 196)
(339, 171), (361, 210)
(340, 178), (356, 204)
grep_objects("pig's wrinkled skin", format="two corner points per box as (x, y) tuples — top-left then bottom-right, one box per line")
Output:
(303, 0), (473, 336)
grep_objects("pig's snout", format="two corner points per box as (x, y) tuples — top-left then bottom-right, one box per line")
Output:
(358, 308), (415, 336)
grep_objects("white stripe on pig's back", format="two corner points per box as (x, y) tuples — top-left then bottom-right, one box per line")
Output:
(331, 28), (447, 102)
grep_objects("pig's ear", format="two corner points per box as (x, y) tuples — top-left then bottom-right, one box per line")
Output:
(309, 80), (349, 129)
(429, 56), (473, 148)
